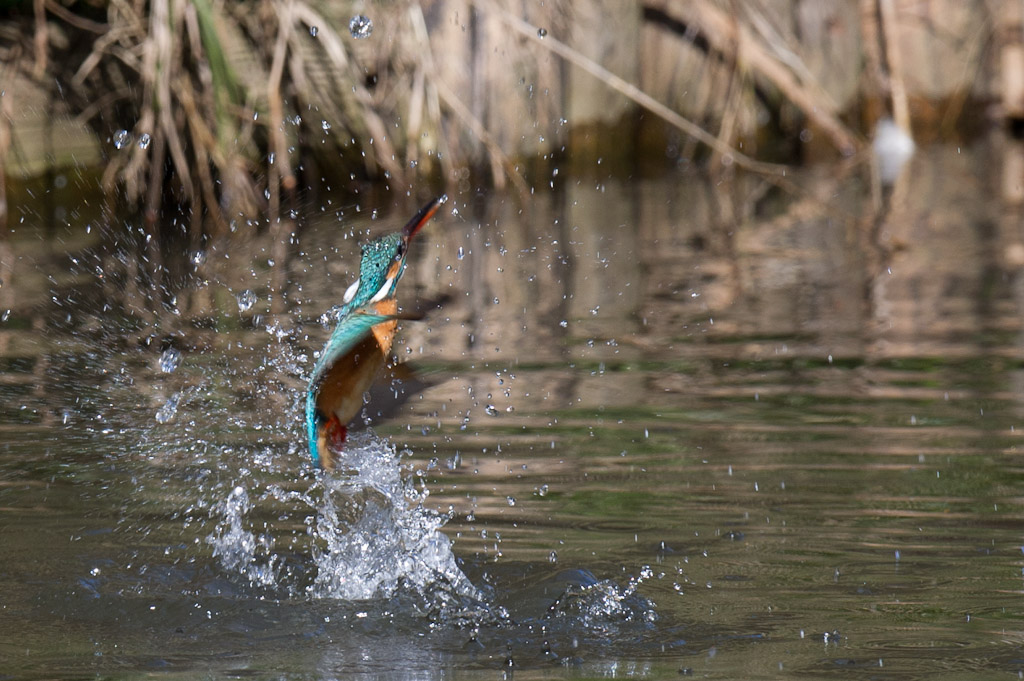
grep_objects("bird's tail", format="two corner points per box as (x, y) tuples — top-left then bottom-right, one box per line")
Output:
(305, 389), (322, 468)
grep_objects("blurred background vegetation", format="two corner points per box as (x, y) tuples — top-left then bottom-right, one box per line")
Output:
(0, 0), (1016, 233)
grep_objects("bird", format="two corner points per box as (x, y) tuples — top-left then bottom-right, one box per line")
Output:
(305, 195), (445, 470)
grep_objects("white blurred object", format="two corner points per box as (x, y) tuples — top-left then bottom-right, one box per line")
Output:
(872, 118), (915, 185)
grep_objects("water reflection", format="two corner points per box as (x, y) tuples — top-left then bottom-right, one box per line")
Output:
(3, 139), (1024, 678)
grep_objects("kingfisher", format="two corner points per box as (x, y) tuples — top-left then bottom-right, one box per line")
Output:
(305, 195), (445, 470)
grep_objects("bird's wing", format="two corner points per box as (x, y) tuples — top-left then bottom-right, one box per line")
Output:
(305, 311), (399, 467)
(308, 311), (398, 391)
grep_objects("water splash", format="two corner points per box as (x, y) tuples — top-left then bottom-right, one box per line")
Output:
(206, 432), (481, 607)
(544, 568), (658, 634)
(207, 485), (280, 588)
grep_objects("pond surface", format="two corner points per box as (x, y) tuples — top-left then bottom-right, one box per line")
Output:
(2, 141), (1024, 679)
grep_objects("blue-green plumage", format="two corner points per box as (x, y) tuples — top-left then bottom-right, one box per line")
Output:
(306, 196), (445, 469)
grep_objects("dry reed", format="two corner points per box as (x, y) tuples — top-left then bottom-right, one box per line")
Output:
(0, 0), (1003, 233)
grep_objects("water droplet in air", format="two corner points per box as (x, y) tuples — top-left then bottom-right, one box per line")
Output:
(321, 120), (331, 131)
(537, 27), (548, 38)
(137, 133), (152, 150)
(538, 484), (548, 496)
(156, 393), (180, 423)
(506, 496), (516, 506)
(485, 405), (499, 416)
(237, 289), (257, 312)
(548, 550), (558, 562)
(160, 347), (181, 373)
(309, 25), (318, 37)
(559, 320), (568, 328)
(456, 246), (465, 260)
(349, 14), (373, 39)
(113, 130), (132, 150)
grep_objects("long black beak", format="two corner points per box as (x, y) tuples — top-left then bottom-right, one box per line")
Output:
(402, 194), (447, 239)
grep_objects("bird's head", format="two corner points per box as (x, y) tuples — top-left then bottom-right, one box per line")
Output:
(337, 195), (446, 313)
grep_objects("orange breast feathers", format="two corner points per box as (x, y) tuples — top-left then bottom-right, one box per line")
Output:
(313, 298), (399, 429)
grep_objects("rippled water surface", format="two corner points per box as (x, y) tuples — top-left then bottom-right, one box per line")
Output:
(3, 143), (1024, 679)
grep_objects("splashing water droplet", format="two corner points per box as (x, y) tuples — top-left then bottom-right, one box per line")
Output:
(113, 130), (132, 150)
(549, 550), (558, 562)
(236, 289), (257, 312)
(155, 393), (180, 423)
(309, 25), (318, 37)
(305, 435), (482, 602)
(321, 120), (331, 132)
(137, 133), (152, 150)
(537, 27), (548, 38)
(506, 496), (516, 506)
(349, 14), (373, 39)
(208, 485), (280, 588)
(159, 347), (181, 373)
(485, 404), (499, 416)
(456, 246), (465, 260)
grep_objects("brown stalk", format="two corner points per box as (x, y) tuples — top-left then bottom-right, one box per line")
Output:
(406, 65), (425, 170)
(878, 0), (910, 133)
(180, 88), (228, 234)
(32, 0), (47, 79)
(44, 0), (108, 33)
(144, 118), (167, 224)
(408, 1), (452, 181)
(153, 0), (193, 200)
(0, 67), (10, 233)
(71, 27), (135, 88)
(268, 0), (296, 204)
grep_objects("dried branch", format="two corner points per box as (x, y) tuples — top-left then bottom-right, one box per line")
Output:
(878, 0), (910, 133)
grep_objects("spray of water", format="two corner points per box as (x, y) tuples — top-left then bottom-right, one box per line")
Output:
(205, 430), (482, 609)
(305, 436), (479, 601)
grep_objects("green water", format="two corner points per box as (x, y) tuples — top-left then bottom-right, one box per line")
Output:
(2, 143), (1024, 679)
